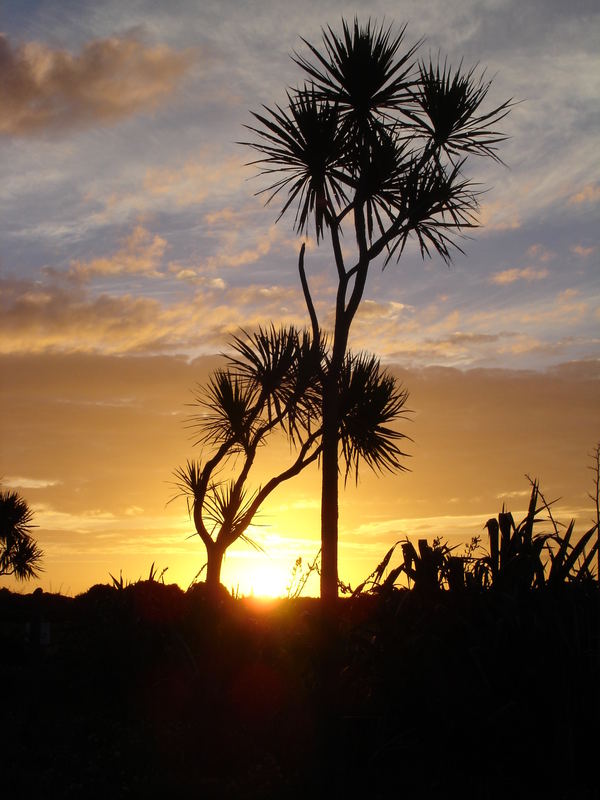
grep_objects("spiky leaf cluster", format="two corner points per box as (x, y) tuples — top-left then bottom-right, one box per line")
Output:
(188, 325), (323, 452)
(337, 353), (410, 483)
(173, 324), (411, 557)
(0, 489), (44, 580)
(243, 17), (511, 257)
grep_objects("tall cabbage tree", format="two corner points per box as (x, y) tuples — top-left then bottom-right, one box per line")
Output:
(243, 18), (511, 601)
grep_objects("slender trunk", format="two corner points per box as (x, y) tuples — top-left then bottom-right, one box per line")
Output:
(320, 372), (339, 603)
(205, 542), (225, 591)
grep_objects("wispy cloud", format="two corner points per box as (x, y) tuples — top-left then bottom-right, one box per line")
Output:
(490, 267), (549, 285)
(2, 476), (61, 489)
(0, 31), (195, 136)
(0, 269), (308, 356)
(143, 154), (244, 206)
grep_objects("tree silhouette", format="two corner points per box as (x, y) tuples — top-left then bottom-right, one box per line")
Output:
(172, 324), (409, 591)
(243, 18), (511, 600)
(0, 487), (44, 580)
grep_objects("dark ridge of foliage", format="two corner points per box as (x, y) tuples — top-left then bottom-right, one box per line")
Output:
(0, 583), (597, 798)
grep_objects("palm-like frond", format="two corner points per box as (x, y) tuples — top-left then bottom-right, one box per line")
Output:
(188, 369), (257, 448)
(229, 325), (300, 420)
(0, 489), (43, 580)
(203, 480), (261, 546)
(6, 536), (44, 580)
(294, 17), (419, 134)
(345, 125), (414, 241)
(286, 327), (326, 439)
(385, 158), (479, 265)
(0, 489), (35, 542)
(172, 459), (203, 502)
(338, 353), (410, 483)
(408, 58), (512, 163)
(229, 324), (324, 441)
(242, 88), (349, 239)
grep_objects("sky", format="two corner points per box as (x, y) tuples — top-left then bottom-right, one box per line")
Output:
(1, 0), (599, 596)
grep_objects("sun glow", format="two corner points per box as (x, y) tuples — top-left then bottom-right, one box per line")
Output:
(243, 561), (289, 598)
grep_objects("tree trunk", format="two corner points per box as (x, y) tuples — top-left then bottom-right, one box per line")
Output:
(320, 372), (339, 603)
(205, 543), (225, 591)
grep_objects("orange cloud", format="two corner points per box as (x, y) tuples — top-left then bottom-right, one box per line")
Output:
(0, 270), (308, 356)
(526, 244), (555, 263)
(478, 199), (521, 231)
(0, 32), (195, 136)
(571, 244), (596, 258)
(70, 225), (167, 278)
(490, 267), (549, 285)
(568, 183), (600, 205)
(143, 155), (244, 206)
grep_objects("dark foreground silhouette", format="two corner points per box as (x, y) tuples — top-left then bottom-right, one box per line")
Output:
(0, 579), (597, 799)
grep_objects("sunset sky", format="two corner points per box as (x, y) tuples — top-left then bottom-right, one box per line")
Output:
(1, 0), (599, 596)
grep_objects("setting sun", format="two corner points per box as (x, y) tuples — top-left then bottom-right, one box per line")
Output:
(243, 562), (289, 598)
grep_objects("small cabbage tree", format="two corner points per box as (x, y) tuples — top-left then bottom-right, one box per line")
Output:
(173, 324), (409, 591)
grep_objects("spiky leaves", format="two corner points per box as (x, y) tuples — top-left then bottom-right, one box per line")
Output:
(228, 324), (324, 440)
(173, 325), (325, 584)
(338, 353), (410, 483)
(409, 58), (512, 163)
(244, 18), (510, 601)
(382, 158), (479, 265)
(0, 489), (44, 580)
(245, 18), (508, 254)
(191, 370), (257, 450)
(294, 18), (418, 135)
(244, 90), (348, 240)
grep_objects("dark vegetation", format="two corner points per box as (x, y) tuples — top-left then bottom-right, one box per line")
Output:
(1, 482), (598, 799)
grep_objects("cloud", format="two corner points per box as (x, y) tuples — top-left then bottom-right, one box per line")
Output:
(568, 183), (600, 205)
(0, 269), (307, 356)
(143, 155), (244, 206)
(2, 476), (61, 489)
(0, 31), (195, 136)
(69, 224), (167, 278)
(478, 199), (521, 231)
(571, 244), (596, 258)
(490, 267), (549, 285)
(526, 244), (555, 263)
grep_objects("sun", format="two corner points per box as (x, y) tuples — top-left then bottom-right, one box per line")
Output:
(244, 561), (289, 599)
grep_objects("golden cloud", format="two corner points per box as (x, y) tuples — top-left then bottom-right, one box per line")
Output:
(70, 224), (167, 278)
(568, 183), (600, 205)
(143, 155), (244, 206)
(478, 199), (521, 231)
(490, 267), (549, 285)
(0, 31), (195, 135)
(571, 244), (596, 258)
(526, 244), (555, 263)
(0, 270), (307, 356)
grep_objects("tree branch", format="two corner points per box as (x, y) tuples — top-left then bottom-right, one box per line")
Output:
(299, 242), (320, 344)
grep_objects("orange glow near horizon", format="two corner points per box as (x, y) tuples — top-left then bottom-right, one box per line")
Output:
(1, 353), (598, 598)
